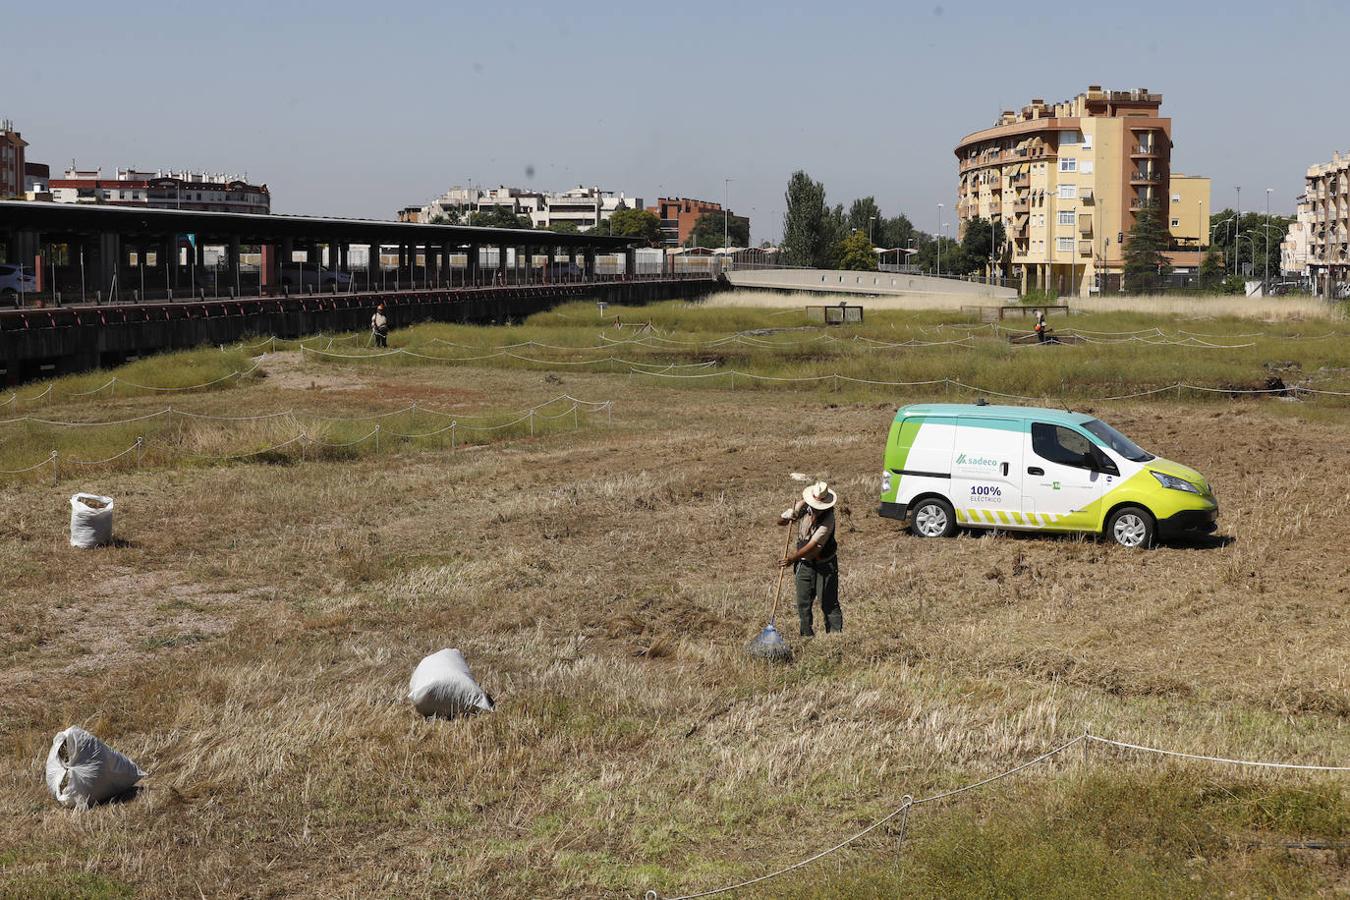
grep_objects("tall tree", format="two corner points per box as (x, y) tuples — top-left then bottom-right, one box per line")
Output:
(542, 221), (580, 235)
(468, 207), (531, 229)
(1123, 201), (1173, 294)
(836, 229), (878, 271)
(686, 211), (749, 249)
(959, 217), (1006, 267)
(604, 208), (663, 244)
(780, 171), (831, 267)
(846, 197), (883, 242)
(876, 213), (915, 253)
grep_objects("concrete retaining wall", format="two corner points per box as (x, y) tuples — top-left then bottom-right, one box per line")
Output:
(725, 268), (1017, 300)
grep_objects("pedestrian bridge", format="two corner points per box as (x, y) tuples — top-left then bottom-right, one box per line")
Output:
(725, 267), (1017, 300)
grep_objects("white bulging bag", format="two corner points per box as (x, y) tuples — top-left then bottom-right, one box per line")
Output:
(409, 649), (495, 718)
(70, 493), (115, 549)
(45, 727), (146, 808)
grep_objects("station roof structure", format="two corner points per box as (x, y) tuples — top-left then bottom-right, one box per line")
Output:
(0, 201), (642, 249)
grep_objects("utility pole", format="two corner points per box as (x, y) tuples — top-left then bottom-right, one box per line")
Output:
(1234, 185), (1241, 277)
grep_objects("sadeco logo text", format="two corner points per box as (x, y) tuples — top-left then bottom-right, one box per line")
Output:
(956, 453), (999, 469)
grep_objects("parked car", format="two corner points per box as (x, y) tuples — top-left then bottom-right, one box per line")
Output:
(0, 264), (37, 305)
(279, 263), (352, 290)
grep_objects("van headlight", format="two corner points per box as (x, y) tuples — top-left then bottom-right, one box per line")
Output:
(881, 470), (892, 493)
(1150, 471), (1200, 494)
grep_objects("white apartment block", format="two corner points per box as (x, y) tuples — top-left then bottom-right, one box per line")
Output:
(418, 185), (642, 231)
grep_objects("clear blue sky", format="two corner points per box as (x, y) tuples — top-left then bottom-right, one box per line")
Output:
(6, 0), (1343, 242)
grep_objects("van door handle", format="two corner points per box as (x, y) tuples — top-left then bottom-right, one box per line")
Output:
(1027, 466), (1044, 476)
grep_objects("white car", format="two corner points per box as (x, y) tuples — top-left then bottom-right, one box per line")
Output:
(280, 263), (352, 291)
(0, 264), (37, 305)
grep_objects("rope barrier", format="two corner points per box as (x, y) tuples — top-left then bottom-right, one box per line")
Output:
(67, 443), (143, 466)
(647, 730), (1347, 899)
(1084, 735), (1350, 771)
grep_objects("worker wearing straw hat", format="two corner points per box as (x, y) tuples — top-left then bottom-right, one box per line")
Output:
(778, 481), (842, 636)
(371, 303), (389, 348)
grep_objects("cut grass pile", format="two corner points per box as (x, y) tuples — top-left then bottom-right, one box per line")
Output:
(0, 303), (1347, 896)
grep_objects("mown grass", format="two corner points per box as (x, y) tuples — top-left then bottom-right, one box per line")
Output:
(1, 303), (1347, 896)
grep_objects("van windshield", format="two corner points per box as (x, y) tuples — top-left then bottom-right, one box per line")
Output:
(1084, 419), (1154, 462)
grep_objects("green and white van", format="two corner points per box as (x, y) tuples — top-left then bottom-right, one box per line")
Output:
(877, 403), (1218, 548)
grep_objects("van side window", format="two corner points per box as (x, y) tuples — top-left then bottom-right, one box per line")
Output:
(1031, 423), (1094, 468)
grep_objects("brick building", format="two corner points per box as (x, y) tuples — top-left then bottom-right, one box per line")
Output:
(0, 120), (27, 199)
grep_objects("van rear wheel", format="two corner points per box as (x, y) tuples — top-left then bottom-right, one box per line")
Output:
(1106, 506), (1155, 548)
(910, 497), (956, 539)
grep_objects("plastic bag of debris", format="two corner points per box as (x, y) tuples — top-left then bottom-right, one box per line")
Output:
(70, 493), (115, 549)
(45, 726), (146, 808)
(408, 649), (495, 718)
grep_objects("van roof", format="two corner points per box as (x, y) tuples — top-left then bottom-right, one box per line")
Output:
(895, 403), (1097, 429)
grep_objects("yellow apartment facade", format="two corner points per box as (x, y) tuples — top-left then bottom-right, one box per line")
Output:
(955, 86), (1210, 296)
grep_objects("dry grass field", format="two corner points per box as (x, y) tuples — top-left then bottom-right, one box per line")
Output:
(1, 300), (1348, 898)
(707, 288), (1341, 321)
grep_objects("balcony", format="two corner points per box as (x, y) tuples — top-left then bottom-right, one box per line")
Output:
(1130, 171), (1163, 184)
(1130, 145), (1160, 158)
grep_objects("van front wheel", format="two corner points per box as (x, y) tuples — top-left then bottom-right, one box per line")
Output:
(910, 497), (956, 539)
(1107, 506), (1155, 548)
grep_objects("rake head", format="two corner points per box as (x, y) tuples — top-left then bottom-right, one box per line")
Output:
(746, 624), (792, 662)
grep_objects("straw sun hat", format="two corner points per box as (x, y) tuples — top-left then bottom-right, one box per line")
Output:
(802, 481), (837, 511)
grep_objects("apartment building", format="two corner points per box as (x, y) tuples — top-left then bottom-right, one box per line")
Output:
(49, 168), (271, 214)
(1303, 151), (1350, 294)
(1280, 194), (1313, 278)
(648, 197), (724, 246)
(0, 120), (27, 199)
(955, 86), (1210, 296)
(416, 185), (641, 231)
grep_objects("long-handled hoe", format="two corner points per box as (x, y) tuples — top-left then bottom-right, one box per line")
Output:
(746, 524), (793, 662)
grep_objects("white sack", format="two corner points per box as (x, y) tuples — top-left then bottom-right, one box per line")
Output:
(70, 493), (115, 549)
(409, 648), (494, 718)
(45, 726), (146, 808)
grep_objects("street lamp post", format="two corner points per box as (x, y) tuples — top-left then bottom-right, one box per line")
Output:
(1265, 187), (1273, 290)
(936, 203), (943, 276)
(723, 178), (732, 251)
(1234, 185), (1241, 278)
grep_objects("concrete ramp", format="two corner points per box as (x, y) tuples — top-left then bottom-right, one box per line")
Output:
(725, 268), (1017, 300)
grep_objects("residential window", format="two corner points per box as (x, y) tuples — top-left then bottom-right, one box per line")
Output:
(1059, 184), (1077, 200)
(1059, 159), (1077, 173)
(1171, 194), (1181, 202)
(1057, 237), (1074, 252)
(1058, 211), (1076, 226)
(1171, 218), (1181, 228)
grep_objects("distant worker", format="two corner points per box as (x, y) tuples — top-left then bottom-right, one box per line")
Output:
(777, 481), (842, 636)
(1034, 309), (1049, 344)
(371, 303), (389, 348)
